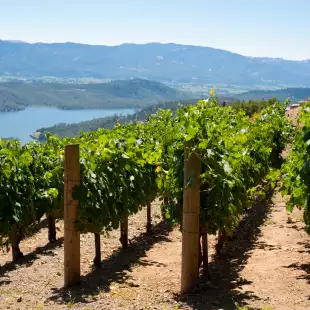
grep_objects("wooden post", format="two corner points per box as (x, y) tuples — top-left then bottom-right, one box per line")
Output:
(164, 196), (168, 205)
(198, 236), (203, 268)
(181, 145), (201, 294)
(93, 233), (101, 267)
(11, 223), (23, 261)
(120, 215), (128, 249)
(202, 233), (208, 277)
(64, 144), (80, 288)
(162, 196), (169, 220)
(146, 202), (151, 232)
(216, 228), (226, 255)
(47, 214), (57, 243)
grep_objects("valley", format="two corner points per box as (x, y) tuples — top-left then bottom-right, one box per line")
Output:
(0, 107), (136, 144)
(2, 40), (310, 143)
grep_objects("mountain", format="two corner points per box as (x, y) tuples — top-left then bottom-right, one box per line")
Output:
(0, 79), (191, 112)
(234, 87), (310, 103)
(1, 40), (310, 86)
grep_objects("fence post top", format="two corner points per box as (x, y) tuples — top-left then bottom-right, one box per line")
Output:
(65, 144), (80, 149)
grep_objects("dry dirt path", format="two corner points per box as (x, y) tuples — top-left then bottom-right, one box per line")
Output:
(228, 191), (310, 310)
(1, 190), (310, 310)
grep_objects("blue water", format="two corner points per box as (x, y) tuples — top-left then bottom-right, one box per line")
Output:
(0, 107), (136, 144)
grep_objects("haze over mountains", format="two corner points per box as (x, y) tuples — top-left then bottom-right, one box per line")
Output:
(236, 88), (310, 102)
(1, 40), (310, 86)
(2, 39), (310, 117)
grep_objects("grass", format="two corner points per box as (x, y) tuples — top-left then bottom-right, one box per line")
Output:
(287, 216), (293, 224)
(65, 292), (76, 309)
(163, 306), (179, 310)
(264, 219), (275, 225)
(236, 305), (275, 310)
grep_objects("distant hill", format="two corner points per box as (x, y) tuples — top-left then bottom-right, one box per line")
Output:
(0, 79), (191, 111)
(1, 40), (310, 86)
(234, 87), (310, 103)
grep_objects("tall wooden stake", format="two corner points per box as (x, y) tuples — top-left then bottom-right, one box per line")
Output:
(146, 202), (151, 232)
(120, 215), (128, 249)
(47, 213), (57, 243)
(64, 144), (80, 288)
(162, 196), (169, 220)
(181, 145), (201, 294)
(93, 233), (101, 267)
(202, 233), (208, 277)
(216, 228), (227, 255)
(11, 223), (23, 261)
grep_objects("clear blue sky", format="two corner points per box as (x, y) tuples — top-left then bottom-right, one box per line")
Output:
(1, 0), (310, 60)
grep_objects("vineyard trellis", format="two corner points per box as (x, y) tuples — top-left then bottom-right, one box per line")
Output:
(64, 144), (80, 287)
(181, 145), (201, 293)
(0, 97), (293, 293)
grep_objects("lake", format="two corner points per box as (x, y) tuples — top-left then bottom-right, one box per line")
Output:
(0, 107), (136, 144)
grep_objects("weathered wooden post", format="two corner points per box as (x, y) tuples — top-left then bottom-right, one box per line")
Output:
(64, 144), (80, 287)
(216, 228), (227, 255)
(11, 223), (23, 261)
(162, 195), (169, 220)
(146, 202), (152, 232)
(181, 144), (201, 294)
(164, 197), (168, 205)
(47, 214), (57, 243)
(120, 215), (128, 249)
(93, 233), (101, 267)
(202, 233), (208, 277)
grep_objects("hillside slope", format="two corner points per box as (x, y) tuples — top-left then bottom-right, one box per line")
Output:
(1, 40), (310, 86)
(0, 79), (190, 111)
(235, 87), (310, 103)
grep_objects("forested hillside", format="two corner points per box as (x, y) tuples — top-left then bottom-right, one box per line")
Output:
(1, 40), (310, 86)
(0, 79), (191, 111)
(235, 87), (310, 103)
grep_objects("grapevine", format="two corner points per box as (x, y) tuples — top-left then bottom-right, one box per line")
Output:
(0, 96), (292, 262)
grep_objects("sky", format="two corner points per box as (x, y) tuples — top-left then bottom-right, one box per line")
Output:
(1, 0), (310, 60)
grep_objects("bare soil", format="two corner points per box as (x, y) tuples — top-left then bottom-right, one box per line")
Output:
(286, 106), (300, 126)
(1, 191), (310, 310)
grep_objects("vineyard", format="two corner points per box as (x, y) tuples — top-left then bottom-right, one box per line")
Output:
(1, 96), (310, 309)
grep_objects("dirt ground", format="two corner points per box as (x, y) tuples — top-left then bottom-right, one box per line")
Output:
(0, 191), (310, 310)
(1, 105), (310, 310)
(286, 106), (300, 126)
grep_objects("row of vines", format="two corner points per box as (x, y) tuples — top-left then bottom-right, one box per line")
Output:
(281, 102), (310, 233)
(0, 97), (292, 276)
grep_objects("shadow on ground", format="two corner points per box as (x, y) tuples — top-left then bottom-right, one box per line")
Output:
(176, 193), (274, 310)
(0, 216), (63, 279)
(47, 220), (173, 306)
(0, 237), (64, 285)
(297, 241), (310, 254)
(285, 261), (310, 284)
(285, 241), (310, 288)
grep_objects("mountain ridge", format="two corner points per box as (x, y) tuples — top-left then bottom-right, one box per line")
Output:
(1, 40), (310, 86)
(2, 39), (309, 62)
(234, 87), (310, 103)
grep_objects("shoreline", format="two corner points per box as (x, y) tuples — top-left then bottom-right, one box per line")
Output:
(0, 105), (138, 113)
